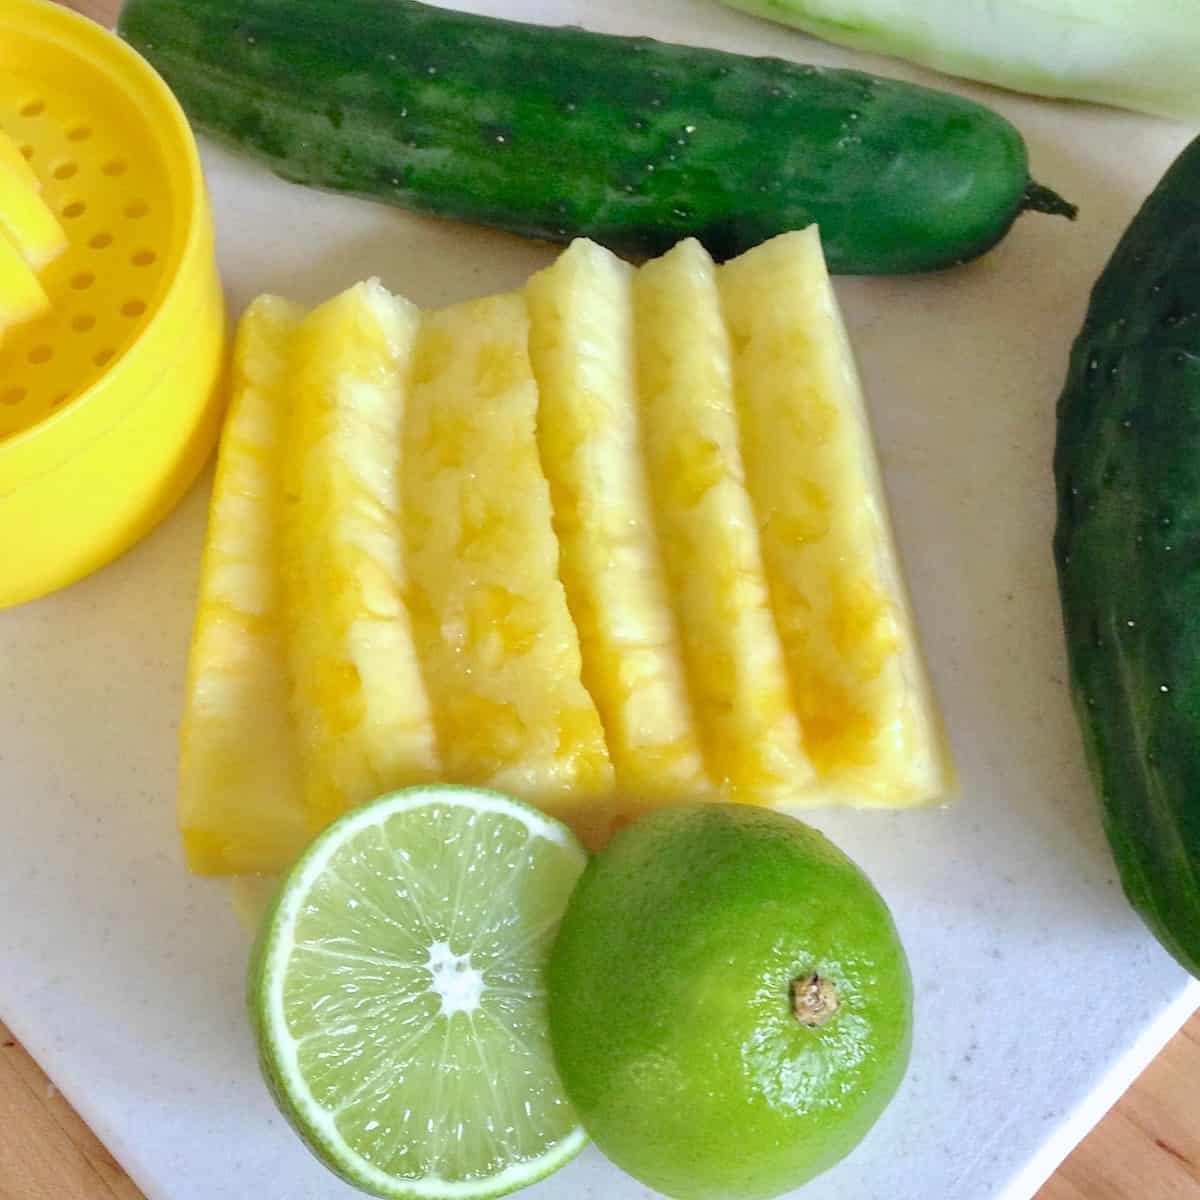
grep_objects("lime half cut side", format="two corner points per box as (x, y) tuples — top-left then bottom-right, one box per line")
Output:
(249, 785), (589, 1199)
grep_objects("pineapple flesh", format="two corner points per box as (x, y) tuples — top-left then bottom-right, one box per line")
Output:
(720, 229), (951, 805)
(403, 292), (614, 839)
(179, 231), (953, 876)
(0, 157), (67, 271)
(0, 132), (40, 192)
(0, 136), (52, 336)
(0, 229), (48, 335)
(281, 281), (440, 829)
(526, 241), (707, 807)
(178, 296), (310, 875)
(633, 239), (816, 802)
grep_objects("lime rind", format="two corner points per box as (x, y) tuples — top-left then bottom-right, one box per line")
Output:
(250, 785), (589, 1200)
(547, 803), (912, 1200)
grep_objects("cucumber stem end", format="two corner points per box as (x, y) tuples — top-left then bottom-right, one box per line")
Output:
(1023, 180), (1078, 220)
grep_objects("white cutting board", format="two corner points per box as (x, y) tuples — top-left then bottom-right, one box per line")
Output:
(2, 2), (1199, 1198)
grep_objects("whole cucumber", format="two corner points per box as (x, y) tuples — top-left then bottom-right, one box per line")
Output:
(1055, 134), (1200, 978)
(119, 0), (1074, 274)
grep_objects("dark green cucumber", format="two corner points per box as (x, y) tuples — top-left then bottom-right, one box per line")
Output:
(1054, 134), (1200, 978)
(119, 0), (1073, 273)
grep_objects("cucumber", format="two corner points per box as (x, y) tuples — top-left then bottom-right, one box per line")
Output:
(1054, 134), (1200, 978)
(118, 0), (1074, 274)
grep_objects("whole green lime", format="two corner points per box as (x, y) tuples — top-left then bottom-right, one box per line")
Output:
(547, 803), (912, 1200)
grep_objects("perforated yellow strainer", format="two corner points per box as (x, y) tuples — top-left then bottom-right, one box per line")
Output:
(0, 0), (225, 607)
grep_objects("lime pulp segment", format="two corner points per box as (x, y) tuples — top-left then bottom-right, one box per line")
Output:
(251, 786), (589, 1199)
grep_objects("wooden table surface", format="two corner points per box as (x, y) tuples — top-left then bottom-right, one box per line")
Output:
(2, 3), (1198, 1199)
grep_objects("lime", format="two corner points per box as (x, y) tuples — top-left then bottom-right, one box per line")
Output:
(548, 803), (912, 1200)
(249, 785), (589, 1199)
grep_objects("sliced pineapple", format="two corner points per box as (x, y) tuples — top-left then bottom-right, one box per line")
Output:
(178, 296), (310, 875)
(720, 228), (952, 805)
(0, 158), (66, 270)
(526, 241), (707, 805)
(403, 291), (614, 839)
(0, 228), (48, 335)
(0, 134), (52, 337)
(281, 280), (440, 829)
(633, 239), (814, 802)
(180, 230), (952, 877)
(0, 132), (40, 192)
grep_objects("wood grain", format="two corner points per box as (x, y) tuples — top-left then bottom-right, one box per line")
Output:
(0, 1023), (142, 1200)
(1037, 1014), (1200, 1200)
(0, 3), (1194, 1200)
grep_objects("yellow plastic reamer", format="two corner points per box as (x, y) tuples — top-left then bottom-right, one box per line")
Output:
(0, 0), (226, 607)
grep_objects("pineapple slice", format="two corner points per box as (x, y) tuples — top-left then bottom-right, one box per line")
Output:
(281, 281), (440, 829)
(0, 136), (51, 337)
(0, 228), (48, 335)
(526, 241), (707, 805)
(0, 132), (40, 192)
(403, 292), (614, 839)
(720, 228), (952, 805)
(633, 239), (814, 802)
(178, 296), (310, 875)
(0, 157), (66, 270)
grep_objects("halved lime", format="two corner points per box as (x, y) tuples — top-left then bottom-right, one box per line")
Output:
(249, 785), (589, 1199)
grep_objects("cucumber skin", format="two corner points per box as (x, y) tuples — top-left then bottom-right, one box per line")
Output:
(120, 0), (1047, 274)
(1054, 134), (1200, 978)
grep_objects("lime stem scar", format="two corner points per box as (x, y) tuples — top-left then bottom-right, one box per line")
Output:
(790, 973), (839, 1027)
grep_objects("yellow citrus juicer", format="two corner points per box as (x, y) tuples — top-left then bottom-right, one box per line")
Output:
(0, 0), (225, 608)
